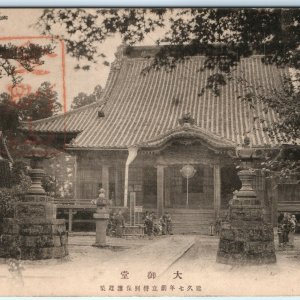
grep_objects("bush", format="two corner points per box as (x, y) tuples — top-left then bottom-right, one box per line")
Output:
(0, 172), (31, 235)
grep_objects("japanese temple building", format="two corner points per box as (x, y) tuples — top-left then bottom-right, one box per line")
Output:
(23, 45), (298, 234)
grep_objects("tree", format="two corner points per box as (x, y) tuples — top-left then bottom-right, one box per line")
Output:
(17, 81), (62, 121)
(0, 92), (19, 133)
(0, 12), (53, 85)
(37, 8), (300, 178)
(0, 82), (61, 126)
(0, 82), (62, 166)
(71, 84), (102, 109)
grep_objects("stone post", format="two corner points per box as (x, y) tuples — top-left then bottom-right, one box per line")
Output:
(92, 188), (109, 247)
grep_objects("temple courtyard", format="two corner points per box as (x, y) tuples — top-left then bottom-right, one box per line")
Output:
(0, 233), (299, 296)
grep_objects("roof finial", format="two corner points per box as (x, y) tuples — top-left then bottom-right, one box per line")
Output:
(178, 112), (195, 127)
(243, 134), (251, 148)
(112, 43), (127, 71)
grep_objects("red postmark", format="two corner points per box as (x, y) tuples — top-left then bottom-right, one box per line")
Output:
(0, 36), (68, 154)
(0, 36), (67, 113)
(7, 83), (32, 102)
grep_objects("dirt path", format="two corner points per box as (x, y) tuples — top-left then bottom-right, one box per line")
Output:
(0, 234), (195, 296)
(1, 234), (300, 296)
(167, 235), (300, 296)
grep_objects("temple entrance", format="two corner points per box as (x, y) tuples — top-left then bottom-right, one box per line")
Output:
(141, 164), (216, 234)
(166, 164), (214, 210)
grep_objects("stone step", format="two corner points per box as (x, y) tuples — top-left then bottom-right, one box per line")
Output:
(170, 211), (215, 234)
(172, 217), (214, 222)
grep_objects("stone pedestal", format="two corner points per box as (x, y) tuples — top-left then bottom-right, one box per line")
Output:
(217, 168), (276, 265)
(1, 169), (68, 260)
(93, 209), (109, 247)
(92, 188), (109, 247)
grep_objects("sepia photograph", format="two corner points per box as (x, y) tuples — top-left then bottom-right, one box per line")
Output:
(0, 7), (299, 296)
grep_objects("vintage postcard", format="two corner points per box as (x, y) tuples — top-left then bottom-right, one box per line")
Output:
(0, 7), (299, 296)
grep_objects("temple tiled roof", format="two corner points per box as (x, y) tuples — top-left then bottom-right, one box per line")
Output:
(22, 102), (100, 133)
(21, 68), (119, 133)
(24, 46), (288, 149)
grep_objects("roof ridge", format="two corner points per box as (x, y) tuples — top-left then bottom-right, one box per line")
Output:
(121, 44), (274, 61)
(123, 54), (269, 61)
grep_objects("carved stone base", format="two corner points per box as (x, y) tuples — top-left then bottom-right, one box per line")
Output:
(94, 211), (109, 247)
(217, 205), (276, 265)
(1, 201), (68, 260)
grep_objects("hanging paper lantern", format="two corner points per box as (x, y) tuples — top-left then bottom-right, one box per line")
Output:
(180, 165), (196, 179)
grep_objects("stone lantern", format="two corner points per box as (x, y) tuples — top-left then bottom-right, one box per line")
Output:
(1, 139), (68, 260)
(216, 141), (276, 265)
(92, 188), (109, 247)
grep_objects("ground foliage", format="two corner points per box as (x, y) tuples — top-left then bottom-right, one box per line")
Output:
(0, 161), (31, 221)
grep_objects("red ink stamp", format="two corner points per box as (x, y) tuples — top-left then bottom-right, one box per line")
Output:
(0, 36), (66, 110)
(0, 36), (67, 153)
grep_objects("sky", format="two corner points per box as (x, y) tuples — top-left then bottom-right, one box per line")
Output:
(0, 8), (162, 111)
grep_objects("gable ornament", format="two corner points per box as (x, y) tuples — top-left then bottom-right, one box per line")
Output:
(178, 112), (195, 126)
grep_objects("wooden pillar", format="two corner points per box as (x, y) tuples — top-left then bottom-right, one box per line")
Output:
(157, 165), (165, 217)
(68, 208), (73, 232)
(213, 165), (221, 217)
(114, 166), (121, 206)
(74, 156), (79, 199)
(102, 165), (109, 198)
(271, 177), (279, 227)
(164, 167), (171, 208)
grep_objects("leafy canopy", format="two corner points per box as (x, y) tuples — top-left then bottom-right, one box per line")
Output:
(0, 12), (53, 85)
(0, 81), (62, 133)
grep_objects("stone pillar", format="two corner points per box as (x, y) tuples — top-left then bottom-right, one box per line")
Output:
(93, 188), (109, 247)
(157, 165), (165, 217)
(217, 167), (276, 265)
(102, 165), (109, 199)
(213, 165), (221, 216)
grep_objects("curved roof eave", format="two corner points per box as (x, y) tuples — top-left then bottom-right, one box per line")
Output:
(135, 124), (236, 151)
